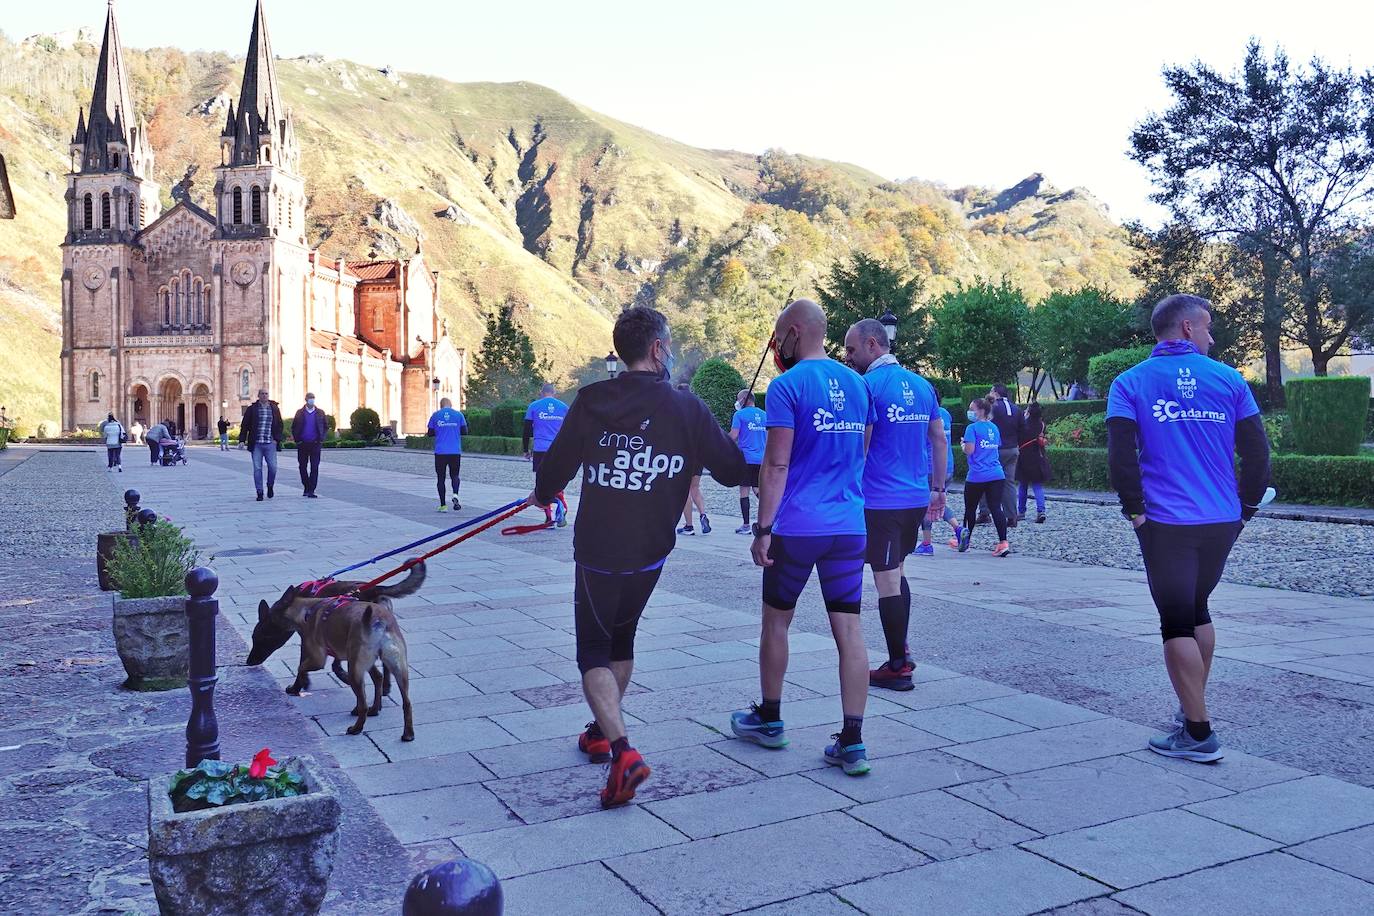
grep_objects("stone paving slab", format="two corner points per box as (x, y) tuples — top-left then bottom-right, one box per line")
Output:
(1287, 824), (1374, 884)
(457, 806), (688, 879)
(942, 717), (1159, 774)
(847, 789), (1041, 860)
(1184, 775), (1374, 844)
(643, 773), (852, 839)
(1114, 851), (1374, 916)
(499, 862), (660, 916)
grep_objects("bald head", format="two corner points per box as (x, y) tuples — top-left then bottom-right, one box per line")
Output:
(774, 298), (828, 365)
(440, 397), (453, 409)
(539, 383), (556, 397)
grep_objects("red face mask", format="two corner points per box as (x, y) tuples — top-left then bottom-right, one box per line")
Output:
(771, 329), (798, 373)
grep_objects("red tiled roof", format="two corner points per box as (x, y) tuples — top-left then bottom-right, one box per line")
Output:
(346, 260), (399, 281)
(309, 329), (389, 362)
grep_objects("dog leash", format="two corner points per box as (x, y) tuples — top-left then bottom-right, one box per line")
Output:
(347, 502), (530, 594)
(502, 492), (567, 536)
(326, 499), (525, 579)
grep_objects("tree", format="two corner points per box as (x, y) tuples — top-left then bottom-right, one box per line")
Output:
(348, 407), (380, 442)
(816, 252), (929, 369)
(689, 358), (746, 429)
(466, 306), (552, 408)
(1026, 286), (1137, 397)
(1131, 42), (1374, 375)
(928, 279), (1031, 386)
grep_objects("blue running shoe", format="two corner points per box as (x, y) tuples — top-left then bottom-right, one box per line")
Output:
(730, 705), (788, 748)
(1148, 726), (1223, 763)
(948, 524), (963, 550)
(823, 736), (871, 775)
(957, 526), (972, 553)
(554, 500), (568, 528)
(914, 542), (935, 557)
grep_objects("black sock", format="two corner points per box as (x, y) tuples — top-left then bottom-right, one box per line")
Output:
(839, 715), (863, 746)
(587, 721), (604, 739)
(758, 699), (781, 723)
(1185, 719), (1212, 741)
(900, 578), (912, 661)
(611, 736), (630, 760)
(877, 594), (908, 664)
(740, 497), (750, 524)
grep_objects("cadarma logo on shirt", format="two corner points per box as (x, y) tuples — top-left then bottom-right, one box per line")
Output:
(885, 403), (930, 424)
(812, 408), (866, 433)
(588, 431), (686, 491)
(1152, 398), (1227, 424)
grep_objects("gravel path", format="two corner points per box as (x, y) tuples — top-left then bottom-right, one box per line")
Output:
(325, 448), (1374, 599)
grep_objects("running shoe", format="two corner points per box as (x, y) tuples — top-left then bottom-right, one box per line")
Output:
(958, 527), (972, 553)
(823, 736), (871, 776)
(700, 514), (712, 534)
(948, 524), (964, 550)
(730, 705), (788, 748)
(992, 541), (1011, 557)
(437, 503), (447, 512)
(676, 525), (695, 536)
(578, 722), (611, 763)
(1036, 513), (1046, 524)
(914, 542), (935, 557)
(1173, 705), (1187, 728)
(554, 500), (568, 528)
(1017, 511), (1027, 520)
(452, 497), (461, 511)
(1148, 726), (1223, 763)
(869, 658), (915, 691)
(735, 524), (752, 535)
(600, 748), (652, 808)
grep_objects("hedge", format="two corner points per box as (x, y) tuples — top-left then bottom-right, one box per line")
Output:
(405, 435), (525, 456)
(489, 400), (525, 438)
(926, 376), (961, 399)
(1285, 377), (1369, 456)
(691, 358), (747, 429)
(1087, 345), (1153, 394)
(464, 408), (493, 437)
(960, 383), (1014, 405)
(1039, 399), (1107, 424)
(282, 439), (368, 449)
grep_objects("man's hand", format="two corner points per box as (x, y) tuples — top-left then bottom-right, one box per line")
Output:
(523, 489), (547, 510)
(926, 492), (946, 522)
(751, 533), (774, 568)
(1131, 513), (1148, 529)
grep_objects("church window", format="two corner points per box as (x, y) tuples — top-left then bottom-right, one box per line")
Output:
(82, 194), (92, 230)
(232, 187), (243, 225)
(161, 289), (170, 326)
(265, 147), (271, 164)
(173, 280), (183, 327)
(239, 368), (251, 399)
(193, 280), (203, 326)
(91, 371), (100, 400)
(251, 186), (263, 225)
(127, 195), (135, 229)
(111, 152), (119, 169)
(101, 193), (110, 229)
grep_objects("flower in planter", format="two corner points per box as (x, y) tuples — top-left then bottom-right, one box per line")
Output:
(169, 750), (305, 813)
(248, 747), (276, 779)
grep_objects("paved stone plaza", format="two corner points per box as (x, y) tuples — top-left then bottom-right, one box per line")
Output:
(5, 445), (1374, 914)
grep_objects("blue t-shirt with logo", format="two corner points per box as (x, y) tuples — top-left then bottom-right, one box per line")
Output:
(731, 406), (768, 464)
(962, 420), (1004, 483)
(524, 397), (568, 453)
(1106, 342), (1259, 525)
(428, 407), (468, 455)
(863, 362), (939, 509)
(766, 358), (871, 536)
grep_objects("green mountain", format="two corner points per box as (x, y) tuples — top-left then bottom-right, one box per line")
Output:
(0, 30), (1138, 427)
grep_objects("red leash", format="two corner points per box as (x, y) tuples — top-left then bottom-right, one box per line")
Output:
(502, 492), (566, 536)
(351, 502), (529, 593)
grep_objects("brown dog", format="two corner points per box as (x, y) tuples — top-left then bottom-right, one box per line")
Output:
(257, 588), (415, 741)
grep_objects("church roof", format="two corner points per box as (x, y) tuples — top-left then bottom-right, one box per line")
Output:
(310, 329), (389, 362)
(135, 197), (215, 239)
(81, 1), (138, 163)
(346, 260), (400, 281)
(227, 0), (292, 166)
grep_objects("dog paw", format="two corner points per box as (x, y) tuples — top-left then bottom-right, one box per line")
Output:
(349, 706), (365, 717)
(401, 731), (415, 742)
(285, 685), (303, 696)
(367, 707), (381, 717)
(346, 725), (364, 736)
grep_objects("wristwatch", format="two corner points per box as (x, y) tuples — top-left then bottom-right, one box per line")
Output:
(1121, 508), (1143, 522)
(751, 522), (773, 538)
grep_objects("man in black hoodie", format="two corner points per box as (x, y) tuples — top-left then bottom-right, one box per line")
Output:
(532, 306), (747, 808)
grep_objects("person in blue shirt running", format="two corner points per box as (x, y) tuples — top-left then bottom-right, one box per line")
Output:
(729, 388), (768, 534)
(917, 402), (962, 554)
(731, 299), (874, 776)
(844, 318), (947, 692)
(960, 398), (1011, 556)
(524, 383), (570, 527)
(1107, 294), (1269, 764)
(427, 398), (468, 511)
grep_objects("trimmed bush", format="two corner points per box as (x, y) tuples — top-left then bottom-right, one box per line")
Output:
(1087, 345), (1152, 394)
(1285, 377), (1370, 456)
(754, 391), (766, 412)
(1045, 412), (1108, 448)
(1270, 454), (1374, 506)
(1043, 447), (1111, 490)
(1262, 412), (1294, 453)
(1038, 399), (1107, 425)
(925, 376), (961, 399)
(462, 435), (525, 456)
(349, 407), (381, 442)
(465, 408), (494, 437)
(960, 383), (1014, 405)
(691, 358), (747, 429)
(489, 399), (526, 438)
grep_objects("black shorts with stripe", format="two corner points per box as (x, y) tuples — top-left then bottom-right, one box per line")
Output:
(864, 507), (926, 571)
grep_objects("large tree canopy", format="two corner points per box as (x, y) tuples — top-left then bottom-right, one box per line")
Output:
(466, 306), (552, 408)
(816, 252), (929, 370)
(928, 279), (1031, 386)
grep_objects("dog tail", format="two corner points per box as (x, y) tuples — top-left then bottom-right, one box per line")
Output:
(371, 560), (426, 599)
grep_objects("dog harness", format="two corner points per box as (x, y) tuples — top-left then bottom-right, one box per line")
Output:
(302, 594), (354, 659)
(297, 578), (335, 598)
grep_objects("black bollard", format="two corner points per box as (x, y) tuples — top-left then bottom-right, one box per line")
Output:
(135, 507), (158, 534)
(123, 489), (140, 529)
(184, 567), (220, 768)
(402, 860), (503, 916)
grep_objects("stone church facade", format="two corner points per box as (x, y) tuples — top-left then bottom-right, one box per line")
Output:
(61, 1), (464, 437)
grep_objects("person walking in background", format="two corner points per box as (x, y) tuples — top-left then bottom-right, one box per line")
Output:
(960, 397), (1011, 557)
(1107, 294), (1269, 763)
(428, 397), (468, 512)
(732, 299), (874, 776)
(917, 399), (962, 554)
(99, 412), (125, 472)
(239, 389), (283, 501)
(985, 384), (1021, 528)
(524, 383), (569, 527)
(144, 419), (168, 465)
(129, 419), (143, 445)
(291, 393), (327, 498)
(730, 388), (767, 534)
(1016, 401), (1051, 523)
(674, 382), (713, 535)
(217, 416), (230, 451)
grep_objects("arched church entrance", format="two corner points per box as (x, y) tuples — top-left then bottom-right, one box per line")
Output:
(129, 383), (150, 427)
(192, 383), (211, 439)
(158, 377), (185, 438)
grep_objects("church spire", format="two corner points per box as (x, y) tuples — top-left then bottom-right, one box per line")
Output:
(225, 0), (296, 169)
(78, 0), (145, 174)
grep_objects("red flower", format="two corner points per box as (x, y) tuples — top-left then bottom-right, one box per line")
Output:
(248, 748), (276, 779)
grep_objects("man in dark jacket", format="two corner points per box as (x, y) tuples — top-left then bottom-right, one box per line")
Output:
(532, 306), (746, 808)
(985, 383), (1021, 527)
(239, 389), (283, 501)
(291, 393), (328, 498)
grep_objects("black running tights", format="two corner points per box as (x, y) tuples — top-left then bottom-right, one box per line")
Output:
(435, 454), (461, 502)
(963, 480), (1007, 540)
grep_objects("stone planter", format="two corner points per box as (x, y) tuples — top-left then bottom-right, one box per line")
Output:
(96, 530), (130, 591)
(148, 755), (341, 915)
(112, 594), (189, 685)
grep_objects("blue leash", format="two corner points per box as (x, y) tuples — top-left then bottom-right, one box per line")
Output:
(326, 499), (525, 578)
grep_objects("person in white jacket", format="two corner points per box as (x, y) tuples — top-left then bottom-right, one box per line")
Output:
(99, 413), (125, 472)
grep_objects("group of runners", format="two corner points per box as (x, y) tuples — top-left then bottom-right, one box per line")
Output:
(425, 291), (1265, 808)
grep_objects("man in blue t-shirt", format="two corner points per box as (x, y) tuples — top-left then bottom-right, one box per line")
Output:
(1107, 294), (1270, 765)
(843, 319), (947, 692)
(427, 397), (468, 511)
(729, 388), (768, 534)
(730, 299), (874, 776)
(524, 384), (570, 526)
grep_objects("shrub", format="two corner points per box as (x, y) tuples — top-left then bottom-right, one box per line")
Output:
(925, 376), (961, 399)
(36, 420), (59, 438)
(1262, 412), (1294, 453)
(1285, 377), (1370, 456)
(1087, 345), (1153, 394)
(108, 520), (201, 599)
(960, 383), (996, 405)
(1367, 399), (1374, 442)
(1270, 454), (1374, 506)
(1039, 399), (1108, 425)
(462, 435), (525, 456)
(754, 391), (766, 412)
(1044, 447), (1111, 490)
(464, 408), (493, 437)
(1045, 412), (1108, 448)
(691, 358), (747, 429)
(490, 399), (525, 437)
(1246, 379), (1279, 413)
(348, 407), (381, 442)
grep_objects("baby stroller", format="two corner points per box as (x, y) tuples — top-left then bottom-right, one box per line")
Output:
(158, 437), (189, 466)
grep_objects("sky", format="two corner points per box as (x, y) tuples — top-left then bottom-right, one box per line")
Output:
(8, 0), (1374, 224)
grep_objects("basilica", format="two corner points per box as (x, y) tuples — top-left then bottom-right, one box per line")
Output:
(60, 0), (465, 437)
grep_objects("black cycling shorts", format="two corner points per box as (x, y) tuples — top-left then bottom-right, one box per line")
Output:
(574, 563), (664, 672)
(742, 464), (761, 488)
(1135, 520), (1241, 641)
(864, 507), (926, 571)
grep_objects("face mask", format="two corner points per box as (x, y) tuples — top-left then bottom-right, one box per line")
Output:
(771, 329), (799, 373)
(967, 410), (978, 422)
(660, 345), (676, 380)
(306, 398), (315, 408)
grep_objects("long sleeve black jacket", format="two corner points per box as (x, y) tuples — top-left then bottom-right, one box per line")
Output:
(535, 370), (747, 571)
(239, 401), (284, 447)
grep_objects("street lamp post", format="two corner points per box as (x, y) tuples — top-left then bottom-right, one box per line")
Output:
(605, 352), (619, 378)
(431, 376), (441, 413)
(879, 310), (899, 346)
